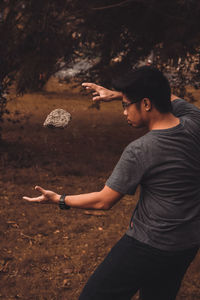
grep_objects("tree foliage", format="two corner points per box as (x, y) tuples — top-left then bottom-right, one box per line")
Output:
(1, 0), (200, 136)
(77, 0), (200, 89)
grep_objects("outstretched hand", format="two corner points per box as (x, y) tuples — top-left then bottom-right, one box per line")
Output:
(82, 82), (122, 102)
(23, 186), (60, 205)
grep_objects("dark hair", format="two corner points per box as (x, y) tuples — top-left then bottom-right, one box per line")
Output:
(112, 66), (172, 113)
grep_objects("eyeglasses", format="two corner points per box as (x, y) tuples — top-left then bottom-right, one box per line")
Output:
(122, 101), (133, 110)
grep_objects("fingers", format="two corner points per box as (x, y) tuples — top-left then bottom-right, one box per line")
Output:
(23, 196), (41, 202)
(82, 82), (105, 102)
(92, 92), (102, 102)
(82, 82), (98, 91)
(93, 96), (102, 101)
(23, 185), (46, 203)
(35, 185), (46, 195)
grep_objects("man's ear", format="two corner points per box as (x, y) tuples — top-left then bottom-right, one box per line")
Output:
(143, 98), (151, 112)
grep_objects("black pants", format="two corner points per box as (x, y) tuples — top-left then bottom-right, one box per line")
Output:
(79, 234), (198, 300)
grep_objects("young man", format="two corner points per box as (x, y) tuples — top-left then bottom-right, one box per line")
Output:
(23, 67), (200, 300)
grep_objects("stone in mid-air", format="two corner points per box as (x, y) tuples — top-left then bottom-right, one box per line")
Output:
(43, 109), (71, 128)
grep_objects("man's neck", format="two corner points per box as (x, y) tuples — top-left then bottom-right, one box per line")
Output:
(148, 112), (180, 131)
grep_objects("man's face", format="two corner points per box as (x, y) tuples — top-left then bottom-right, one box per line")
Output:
(122, 95), (145, 128)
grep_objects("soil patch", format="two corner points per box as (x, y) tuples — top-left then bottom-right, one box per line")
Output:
(0, 79), (199, 299)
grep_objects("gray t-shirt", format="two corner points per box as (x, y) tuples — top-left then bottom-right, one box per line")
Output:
(106, 99), (200, 251)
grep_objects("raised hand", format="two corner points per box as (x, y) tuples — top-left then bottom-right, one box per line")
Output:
(82, 82), (122, 102)
(23, 186), (60, 205)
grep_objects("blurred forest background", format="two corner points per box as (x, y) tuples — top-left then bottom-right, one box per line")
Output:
(1, 0), (200, 134)
(0, 1), (200, 299)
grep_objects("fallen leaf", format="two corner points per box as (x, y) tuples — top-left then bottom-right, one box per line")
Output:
(63, 268), (73, 274)
(0, 260), (5, 272)
(83, 210), (106, 216)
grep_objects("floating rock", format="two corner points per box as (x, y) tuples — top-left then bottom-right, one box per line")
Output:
(43, 109), (71, 128)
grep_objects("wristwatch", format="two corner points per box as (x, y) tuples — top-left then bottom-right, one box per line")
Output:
(59, 194), (70, 210)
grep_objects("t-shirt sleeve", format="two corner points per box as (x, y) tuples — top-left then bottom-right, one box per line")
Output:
(106, 142), (144, 195)
(172, 99), (200, 122)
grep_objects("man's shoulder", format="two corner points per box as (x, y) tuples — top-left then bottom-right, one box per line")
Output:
(124, 132), (155, 158)
(127, 132), (154, 149)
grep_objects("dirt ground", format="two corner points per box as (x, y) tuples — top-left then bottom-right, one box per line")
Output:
(0, 78), (200, 300)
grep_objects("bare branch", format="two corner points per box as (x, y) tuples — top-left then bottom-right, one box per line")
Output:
(91, 0), (135, 11)
(91, 0), (185, 21)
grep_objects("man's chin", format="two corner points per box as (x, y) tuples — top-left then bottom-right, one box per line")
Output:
(127, 119), (132, 126)
(127, 120), (136, 127)
(128, 121), (144, 129)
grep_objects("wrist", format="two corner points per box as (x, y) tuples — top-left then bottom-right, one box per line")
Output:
(111, 91), (122, 101)
(59, 194), (71, 210)
(54, 193), (61, 204)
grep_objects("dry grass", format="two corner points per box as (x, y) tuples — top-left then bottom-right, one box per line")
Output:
(0, 78), (199, 299)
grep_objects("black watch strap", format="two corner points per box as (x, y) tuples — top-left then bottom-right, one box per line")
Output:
(59, 194), (70, 210)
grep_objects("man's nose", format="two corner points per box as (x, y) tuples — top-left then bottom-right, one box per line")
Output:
(123, 109), (127, 116)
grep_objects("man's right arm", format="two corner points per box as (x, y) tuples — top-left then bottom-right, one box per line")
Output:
(82, 85), (179, 103)
(171, 94), (179, 102)
(82, 82), (122, 102)
(171, 96), (200, 120)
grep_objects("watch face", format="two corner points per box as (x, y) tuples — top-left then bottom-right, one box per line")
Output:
(59, 194), (70, 210)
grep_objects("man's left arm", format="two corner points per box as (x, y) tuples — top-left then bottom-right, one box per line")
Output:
(23, 185), (123, 210)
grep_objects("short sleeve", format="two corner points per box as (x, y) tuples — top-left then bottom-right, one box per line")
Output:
(105, 142), (145, 195)
(172, 99), (200, 123)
